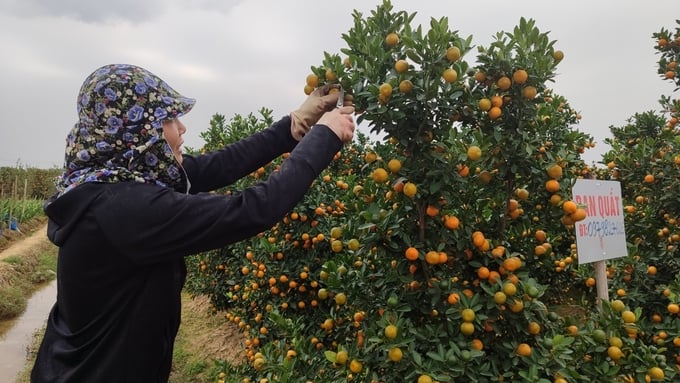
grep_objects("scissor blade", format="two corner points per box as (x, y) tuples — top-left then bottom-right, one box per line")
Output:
(336, 89), (344, 109)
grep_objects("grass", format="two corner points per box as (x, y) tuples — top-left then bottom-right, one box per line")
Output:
(0, 243), (57, 322)
(0, 283), (28, 321)
(169, 293), (244, 383)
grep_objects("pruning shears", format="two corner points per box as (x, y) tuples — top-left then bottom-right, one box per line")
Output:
(336, 87), (344, 109)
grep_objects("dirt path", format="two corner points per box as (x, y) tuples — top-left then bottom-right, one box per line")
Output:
(0, 223), (49, 261)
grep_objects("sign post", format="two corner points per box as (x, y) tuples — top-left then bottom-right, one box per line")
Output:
(572, 179), (628, 307)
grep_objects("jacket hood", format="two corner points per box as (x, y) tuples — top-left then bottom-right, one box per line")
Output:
(44, 184), (105, 246)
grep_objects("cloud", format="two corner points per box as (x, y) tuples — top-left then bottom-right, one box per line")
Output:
(1, 0), (678, 168)
(0, 0), (243, 23)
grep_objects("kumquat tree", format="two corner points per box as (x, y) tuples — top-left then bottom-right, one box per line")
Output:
(186, 3), (680, 382)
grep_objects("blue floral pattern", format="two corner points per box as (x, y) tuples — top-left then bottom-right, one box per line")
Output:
(56, 64), (195, 197)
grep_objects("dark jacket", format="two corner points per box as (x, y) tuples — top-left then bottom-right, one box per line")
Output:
(31, 117), (342, 382)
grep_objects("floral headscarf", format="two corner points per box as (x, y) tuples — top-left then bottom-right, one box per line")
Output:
(55, 64), (195, 197)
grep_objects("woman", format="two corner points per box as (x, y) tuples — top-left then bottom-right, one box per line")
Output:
(31, 63), (355, 382)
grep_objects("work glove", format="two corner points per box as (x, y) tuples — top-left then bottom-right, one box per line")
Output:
(290, 85), (341, 141)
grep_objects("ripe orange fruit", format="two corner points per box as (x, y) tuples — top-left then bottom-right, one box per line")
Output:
(447, 292), (461, 305)
(534, 229), (547, 242)
(522, 86), (537, 100)
(306, 73), (319, 88)
(324, 68), (337, 82)
(461, 308), (476, 322)
(611, 300), (626, 312)
(528, 322), (541, 335)
(609, 336), (623, 348)
(545, 179), (560, 193)
(547, 164), (563, 179)
(478, 98), (492, 111)
(470, 338), (484, 351)
(330, 226), (342, 239)
(508, 299), (524, 313)
(331, 240), (343, 253)
(491, 245), (505, 258)
(388, 347), (403, 362)
(515, 188), (529, 200)
(496, 76), (511, 90)
(399, 79), (413, 94)
(550, 194), (562, 206)
(621, 310), (635, 323)
(571, 208), (587, 222)
(503, 256), (522, 272)
(349, 359), (362, 373)
(607, 345), (623, 361)
(648, 366), (664, 380)
(372, 167), (389, 183)
(387, 159), (402, 173)
(553, 50), (564, 61)
(562, 200), (578, 214)
(477, 266), (490, 279)
(644, 174), (655, 183)
(467, 145), (482, 161)
(335, 350), (348, 364)
(668, 303), (679, 314)
(446, 46), (461, 62)
(385, 32), (399, 47)
(425, 205), (439, 217)
(405, 247), (419, 261)
(491, 95), (503, 108)
(394, 59), (408, 73)
(444, 215), (460, 230)
(457, 164), (470, 177)
(516, 343), (532, 357)
(472, 231), (486, 247)
(403, 182), (417, 197)
(512, 69), (528, 84)
(425, 250), (440, 265)
(443, 68), (458, 83)
(379, 83), (393, 98)
(384, 324), (398, 339)
(534, 244), (548, 256)
(488, 106), (502, 120)
(474, 71), (486, 82)
(364, 152), (377, 163)
(460, 321), (475, 336)
(502, 282), (517, 296)
(334, 292), (347, 305)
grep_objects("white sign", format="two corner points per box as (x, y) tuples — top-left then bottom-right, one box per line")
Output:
(572, 179), (627, 264)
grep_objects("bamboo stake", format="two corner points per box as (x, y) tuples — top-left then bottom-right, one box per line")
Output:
(21, 178), (28, 220)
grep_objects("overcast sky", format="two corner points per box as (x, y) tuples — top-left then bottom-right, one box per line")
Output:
(1, 0), (678, 168)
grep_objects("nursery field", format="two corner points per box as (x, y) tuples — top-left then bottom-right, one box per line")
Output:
(183, 3), (680, 382)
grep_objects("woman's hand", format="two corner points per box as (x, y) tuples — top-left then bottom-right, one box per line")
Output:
(290, 85), (341, 140)
(317, 106), (355, 144)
